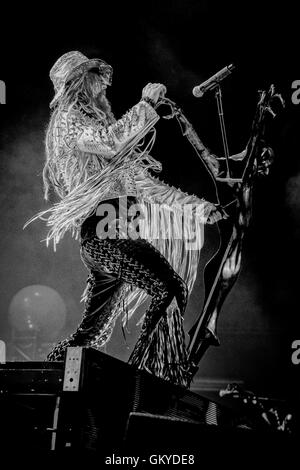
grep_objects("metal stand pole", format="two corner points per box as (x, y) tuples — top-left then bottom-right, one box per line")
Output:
(215, 85), (231, 179)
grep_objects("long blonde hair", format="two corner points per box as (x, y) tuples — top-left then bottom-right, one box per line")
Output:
(43, 72), (115, 201)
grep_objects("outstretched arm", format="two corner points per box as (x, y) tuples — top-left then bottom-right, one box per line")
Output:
(175, 112), (246, 178)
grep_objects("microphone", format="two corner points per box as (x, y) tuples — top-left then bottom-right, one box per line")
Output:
(192, 64), (235, 98)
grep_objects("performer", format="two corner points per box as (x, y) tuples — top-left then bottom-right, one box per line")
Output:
(25, 51), (227, 386)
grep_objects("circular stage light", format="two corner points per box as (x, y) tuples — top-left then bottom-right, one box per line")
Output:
(8, 285), (67, 338)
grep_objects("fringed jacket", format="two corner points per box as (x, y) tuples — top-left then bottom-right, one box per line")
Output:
(28, 98), (224, 322)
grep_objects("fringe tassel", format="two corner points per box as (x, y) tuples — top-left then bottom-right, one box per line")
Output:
(129, 306), (190, 387)
(122, 200), (205, 327)
(23, 121), (160, 251)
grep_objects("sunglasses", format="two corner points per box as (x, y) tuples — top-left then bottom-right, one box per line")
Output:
(89, 66), (113, 86)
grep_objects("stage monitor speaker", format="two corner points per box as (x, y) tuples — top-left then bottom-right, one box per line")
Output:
(0, 348), (239, 451)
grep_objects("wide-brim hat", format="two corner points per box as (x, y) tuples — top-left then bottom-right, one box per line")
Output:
(49, 51), (113, 108)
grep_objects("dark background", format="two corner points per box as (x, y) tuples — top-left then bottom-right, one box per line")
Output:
(0, 1), (299, 404)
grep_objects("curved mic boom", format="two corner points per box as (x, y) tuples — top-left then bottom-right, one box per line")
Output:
(192, 64), (235, 98)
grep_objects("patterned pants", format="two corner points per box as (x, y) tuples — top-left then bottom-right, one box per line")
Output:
(47, 233), (189, 384)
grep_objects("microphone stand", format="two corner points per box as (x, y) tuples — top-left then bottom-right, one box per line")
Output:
(214, 84), (231, 179)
